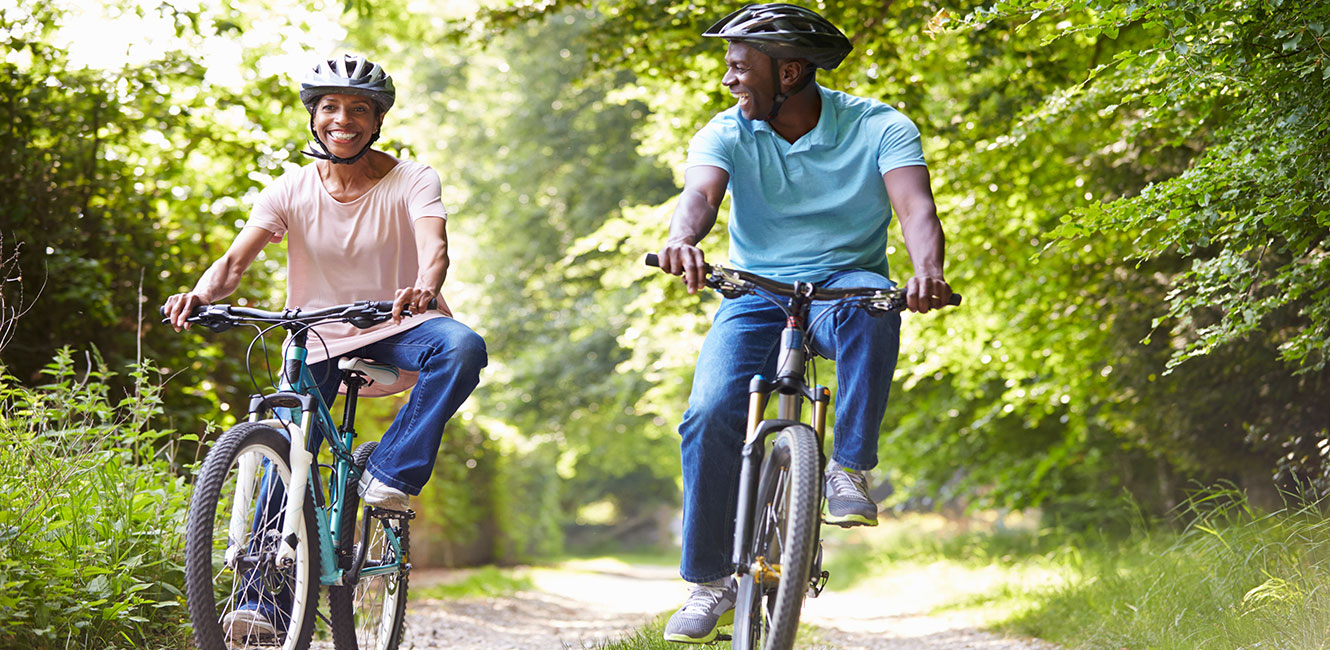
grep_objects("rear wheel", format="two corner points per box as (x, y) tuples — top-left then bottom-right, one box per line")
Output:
(732, 424), (820, 650)
(184, 422), (320, 650)
(329, 441), (410, 650)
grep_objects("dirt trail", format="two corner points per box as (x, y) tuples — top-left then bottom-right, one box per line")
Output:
(395, 558), (1058, 650)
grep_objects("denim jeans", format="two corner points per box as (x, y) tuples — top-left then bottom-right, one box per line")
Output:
(677, 269), (901, 583)
(310, 316), (487, 494)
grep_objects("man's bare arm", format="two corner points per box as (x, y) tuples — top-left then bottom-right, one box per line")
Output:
(659, 165), (730, 294)
(884, 165), (952, 313)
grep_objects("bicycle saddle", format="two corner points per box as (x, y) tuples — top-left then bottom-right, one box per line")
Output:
(337, 357), (400, 386)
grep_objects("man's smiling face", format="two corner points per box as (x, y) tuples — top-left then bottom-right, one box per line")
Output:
(722, 41), (776, 121)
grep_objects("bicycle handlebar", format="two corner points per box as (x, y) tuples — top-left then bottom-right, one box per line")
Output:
(644, 253), (961, 308)
(159, 299), (438, 333)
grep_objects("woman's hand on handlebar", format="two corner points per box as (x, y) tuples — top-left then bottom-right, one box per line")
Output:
(905, 275), (953, 314)
(393, 286), (438, 324)
(657, 241), (709, 295)
(162, 292), (211, 332)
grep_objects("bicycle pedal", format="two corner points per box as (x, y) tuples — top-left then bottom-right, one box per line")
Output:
(808, 570), (830, 598)
(368, 506), (416, 520)
(713, 634), (732, 642)
(821, 518), (859, 528)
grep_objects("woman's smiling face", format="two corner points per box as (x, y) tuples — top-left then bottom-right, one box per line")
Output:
(312, 93), (383, 155)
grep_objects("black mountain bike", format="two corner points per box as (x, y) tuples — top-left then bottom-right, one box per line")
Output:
(647, 254), (959, 650)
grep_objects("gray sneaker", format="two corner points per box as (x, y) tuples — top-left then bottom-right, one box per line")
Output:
(824, 459), (878, 527)
(663, 578), (737, 643)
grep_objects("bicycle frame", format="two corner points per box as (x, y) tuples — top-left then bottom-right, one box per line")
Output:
(730, 286), (831, 579)
(225, 325), (405, 587)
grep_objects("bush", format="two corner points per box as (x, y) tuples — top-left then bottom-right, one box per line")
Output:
(0, 349), (193, 649)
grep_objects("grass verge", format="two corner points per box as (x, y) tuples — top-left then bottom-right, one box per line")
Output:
(410, 565), (537, 600)
(579, 490), (1330, 650)
(995, 490), (1330, 649)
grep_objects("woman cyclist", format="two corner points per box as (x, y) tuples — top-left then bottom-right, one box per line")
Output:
(163, 53), (487, 639)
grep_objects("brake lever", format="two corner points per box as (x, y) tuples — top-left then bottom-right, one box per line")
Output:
(711, 268), (752, 299)
(863, 292), (908, 315)
(185, 305), (236, 333)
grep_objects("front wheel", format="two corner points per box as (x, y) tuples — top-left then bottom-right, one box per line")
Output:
(329, 441), (410, 650)
(732, 424), (820, 650)
(184, 422), (320, 650)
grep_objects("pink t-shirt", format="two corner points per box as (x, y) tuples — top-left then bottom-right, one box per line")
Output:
(246, 159), (452, 396)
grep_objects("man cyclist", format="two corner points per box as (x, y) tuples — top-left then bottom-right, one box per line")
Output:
(163, 53), (487, 639)
(653, 4), (952, 643)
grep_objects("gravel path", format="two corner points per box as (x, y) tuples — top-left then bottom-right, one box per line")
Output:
(388, 558), (1058, 650)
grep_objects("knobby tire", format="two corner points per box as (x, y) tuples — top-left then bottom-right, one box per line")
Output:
(733, 424), (820, 650)
(184, 422), (320, 650)
(328, 441), (410, 650)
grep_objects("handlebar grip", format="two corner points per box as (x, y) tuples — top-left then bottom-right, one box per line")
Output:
(949, 293), (962, 306)
(158, 303), (210, 321)
(373, 298), (440, 313)
(645, 253), (660, 268)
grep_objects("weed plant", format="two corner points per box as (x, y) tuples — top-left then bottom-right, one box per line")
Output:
(0, 348), (195, 649)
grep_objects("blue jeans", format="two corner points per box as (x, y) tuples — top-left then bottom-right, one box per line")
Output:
(310, 317), (487, 494)
(677, 269), (901, 583)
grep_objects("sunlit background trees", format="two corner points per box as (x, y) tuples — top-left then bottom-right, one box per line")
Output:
(2, 0), (1327, 644)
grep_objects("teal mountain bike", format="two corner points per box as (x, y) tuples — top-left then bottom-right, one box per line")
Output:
(168, 301), (424, 650)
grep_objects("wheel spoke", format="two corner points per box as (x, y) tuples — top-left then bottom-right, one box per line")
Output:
(185, 424), (319, 650)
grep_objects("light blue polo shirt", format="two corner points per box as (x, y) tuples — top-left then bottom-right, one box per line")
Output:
(685, 84), (926, 284)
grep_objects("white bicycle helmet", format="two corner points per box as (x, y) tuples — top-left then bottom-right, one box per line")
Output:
(299, 54), (395, 114)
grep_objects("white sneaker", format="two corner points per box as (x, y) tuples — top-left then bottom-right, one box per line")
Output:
(358, 474), (410, 511)
(222, 607), (277, 641)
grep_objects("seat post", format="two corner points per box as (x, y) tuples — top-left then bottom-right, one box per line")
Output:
(341, 372), (364, 435)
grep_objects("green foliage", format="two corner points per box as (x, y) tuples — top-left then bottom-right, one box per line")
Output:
(0, 0), (321, 438)
(1026, 0), (1330, 372)
(463, 0), (1330, 514)
(0, 349), (192, 649)
(488, 424), (566, 562)
(341, 5), (686, 541)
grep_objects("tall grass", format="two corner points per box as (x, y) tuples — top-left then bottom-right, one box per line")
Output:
(1001, 488), (1330, 649)
(0, 348), (194, 649)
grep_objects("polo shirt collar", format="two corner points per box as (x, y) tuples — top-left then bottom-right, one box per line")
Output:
(751, 84), (836, 153)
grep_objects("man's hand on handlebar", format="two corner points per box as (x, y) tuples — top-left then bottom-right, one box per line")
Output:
(656, 241), (709, 295)
(162, 292), (211, 332)
(905, 275), (953, 314)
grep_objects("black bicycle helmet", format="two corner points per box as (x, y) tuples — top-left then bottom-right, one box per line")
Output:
(298, 54), (394, 165)
(299, 54), (396, 113)
(703, 3), (852, 71)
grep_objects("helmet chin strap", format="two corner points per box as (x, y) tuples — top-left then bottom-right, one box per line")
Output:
(301, 117), (380, 165)
(764, 59), (813, 121)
